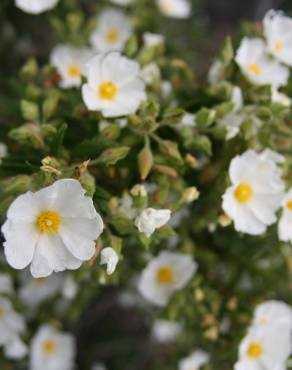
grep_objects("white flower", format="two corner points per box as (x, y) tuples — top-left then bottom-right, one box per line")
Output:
(143, 32), (165, 47)
(271, 86), (291, 106)
(135, 208), (171, 237)
(30, 324), (75, 370)
(138, 251), (197, 306)
(50, 45), (92, 89)
(222, 149), (284, 235)
(235, 325), (292, 370)
(179, 350), (210, 370)
(141, 63), (161, 85)
(157, 0), (191, 18)
(151, 319), (182, 343)
(0, 273), (13, 294)
(90, 9), (132, 53)
(82, 52), (146, 117)
(0, 297), (27, 360)
(100, 247), (119, 275)
(117, 193), (137, 219)
(15, 0), (58, 14)
(263, 10), (292, 67)
(251, 300), (292, 330)
(2, 179), (104, 278)
(235, 37), (289, 87)
(19, 274), (62, 308)
(278, 188), (292, 242)
(162, 80), (172, 98)
(61, 275), (78, 300)
(218, 86), (244, 140)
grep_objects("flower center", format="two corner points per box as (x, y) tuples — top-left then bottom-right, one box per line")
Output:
(247, 342), (263, 359)
(234, 183), (253, 203)
(68, 64), (81, 78)
(247, 63), (262, 76)
(286, 199), (292, 211)
(157, 266), (174, 284)
(105, 29), (119, 44)
(99, 82), (118, 100)
(275, 40), (283, 52)
(42, 339), (56, 355)
(36, 210), (61, 233)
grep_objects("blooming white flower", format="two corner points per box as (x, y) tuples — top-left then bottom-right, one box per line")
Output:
(0, 297), (27, 359)
(251, 300), (292, 330)
(50, 45), (92, 89)
(143, 32), (165, 47)
(90, 9), (132, 53)
(235, 37), (289, 87)
(138, 251), (197, 306)
(30, 324), (75, 370)
(263, 10), (292, 67)
(218, 86), (244, 140)
(0, 273), (13, 294)
(100, 247), (119, 275)
(222, 149), (284, 235)
(235, 325), (292, 370)
(278, 188), (292, 242)
(135, 208), (171, 237)
(179, 350), (210, 370)
(151, 319), (182, 343)
(15, 0), (58, 14)
(157, 0), (191, 18)
(82, 52), (146, 117)
(2, 179), (104, 278)
(181, 113), (196, 127)
(19, 274), (62, 308)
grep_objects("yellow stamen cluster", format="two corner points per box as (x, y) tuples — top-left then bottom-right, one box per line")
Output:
(68, 64), (81, 78)
(234, 183), (253, 203)
(105, 29), (119, 44)
(247, 342), (263, 359)
(286, 199), (292, 211)
(247, 63), (262, 76)
(275, 40), (283, 52)
(36, 210), (61, 233)
(157, 266), (174, 284)
(99, 82), (118, 100)
(42, 340), (56, 355)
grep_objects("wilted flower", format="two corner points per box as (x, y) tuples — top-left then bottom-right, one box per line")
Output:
(263, 10), (292, 66)
(0, 297), (27, 359)
(2, 179), (104, 277)
(30, 324), (75, 370)
(235, 37), (289, 86)
(50, 45), (92, 89)
(15, 0), (59, 14)
(135, 208), (171, 237)
(157, 0), (191, 18)
(82, 52), (146, 117)
(90, 9), (132, 52)
(222, 149), (284, 235)
(178, 350), (210, 370)
(100, 247), (119, 275)
(138, 251), (197, 306)
(151, 319), (182, 343)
